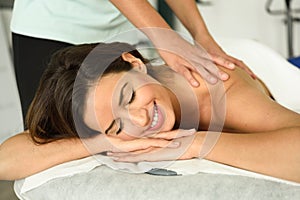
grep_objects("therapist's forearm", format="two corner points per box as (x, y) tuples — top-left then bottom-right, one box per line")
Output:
(0, 132), (90, 180)
(110, 0), (170, 29)
(109, 0), (176, 42)
(165, 0), (211, 40)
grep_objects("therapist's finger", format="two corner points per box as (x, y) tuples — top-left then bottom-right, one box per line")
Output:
(169, 58), (200, 87)
(193, 60), (219, 84)
(226, 55), (257, 79)
(210, 53), (235, 70)
(178, 65), (199, 87)
(198, 55), (230, 81)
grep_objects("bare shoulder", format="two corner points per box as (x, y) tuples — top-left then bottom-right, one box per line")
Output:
(191, 67), (300, 132)
(224, 68), (300, 132)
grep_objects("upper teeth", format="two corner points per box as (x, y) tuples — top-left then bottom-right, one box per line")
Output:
(150, 104), (158, 128)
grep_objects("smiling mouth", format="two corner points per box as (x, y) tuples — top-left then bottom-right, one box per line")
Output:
(147, 101), (164, 131)
(150, 102), (159, 128)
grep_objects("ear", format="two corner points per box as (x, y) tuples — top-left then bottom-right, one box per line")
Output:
(121, 52), (147, 74)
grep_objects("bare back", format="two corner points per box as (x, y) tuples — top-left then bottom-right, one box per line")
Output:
(192, 67), (300, 132)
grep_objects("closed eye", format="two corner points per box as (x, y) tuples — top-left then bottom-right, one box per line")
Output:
(105, 118), (122, 135)
(128, 90), (135, 104)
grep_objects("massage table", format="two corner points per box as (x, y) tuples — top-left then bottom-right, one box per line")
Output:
(14, 38), (300, 200)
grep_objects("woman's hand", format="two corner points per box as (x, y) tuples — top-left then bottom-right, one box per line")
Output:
(106, 130), (204, 162)
(82, 129), (196, 155)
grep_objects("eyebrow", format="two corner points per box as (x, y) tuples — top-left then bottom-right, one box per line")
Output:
(119, 82), (128, 106)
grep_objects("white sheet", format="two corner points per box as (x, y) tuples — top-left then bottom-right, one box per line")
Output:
(18, 156), (300, 194)
(15, 38), (300, 194)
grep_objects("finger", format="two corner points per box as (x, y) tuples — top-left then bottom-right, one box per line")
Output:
(129, 138), (181, 149)
(150, 128), (196, 140)
(109, 138), (180, 153)
(107, 147), (156, 157)
(171, 62), (200, 87)
(218, 69), (230, 81)
(181, 67), (200, 87)
(200, 58), (228, 81)
(111, 134), (197, 162)
(225, 56), (257, 79)
(111, 155), (146, 162)
(111, 150), (167, 162)
(194, 62), (218, 84)
(210, 53), (236, 70)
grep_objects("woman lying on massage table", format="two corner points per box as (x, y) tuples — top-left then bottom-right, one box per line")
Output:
(0, 42), (299, 183)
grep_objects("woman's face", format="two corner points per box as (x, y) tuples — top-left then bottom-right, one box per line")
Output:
(84, 55), (178, 140)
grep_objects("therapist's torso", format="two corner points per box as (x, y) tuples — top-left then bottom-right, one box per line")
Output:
(11, 0), (137, 44)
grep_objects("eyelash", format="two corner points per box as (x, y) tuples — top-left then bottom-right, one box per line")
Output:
(128, 90), (136, 104)
(112, 91), (134, 135)
(116, 127), (121, 135)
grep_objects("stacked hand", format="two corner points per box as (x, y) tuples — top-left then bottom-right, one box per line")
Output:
(84, 129), (205, 163)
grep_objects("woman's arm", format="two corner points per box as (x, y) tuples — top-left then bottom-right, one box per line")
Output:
(203, 127), (300, 183)
(0, 131), (179, 180)
(108, 127), (300, 183)
(0, 132), (90, 180)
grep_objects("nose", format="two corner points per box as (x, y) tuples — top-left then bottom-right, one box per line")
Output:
(129, 108), (150, 127)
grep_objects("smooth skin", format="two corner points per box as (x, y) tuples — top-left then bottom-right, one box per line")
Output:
(110, 0), (255, 85)
(1, 53), (299, 182)
(85, 53), (300, 183)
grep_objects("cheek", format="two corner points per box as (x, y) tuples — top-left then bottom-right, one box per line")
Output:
(138, 86), (155, 97)
(136, 85), (160, 102)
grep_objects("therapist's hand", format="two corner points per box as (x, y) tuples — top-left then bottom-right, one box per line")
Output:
(158, 49), (229, 87)
(144, 28), (232, 87)
(195, 36), (257, 79)
(155, 30), (256, 87)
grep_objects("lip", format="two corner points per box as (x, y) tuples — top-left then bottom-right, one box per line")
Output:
(146, 101), (164, 132)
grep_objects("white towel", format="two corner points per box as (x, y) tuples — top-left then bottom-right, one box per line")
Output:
(18, 155), (300, 194)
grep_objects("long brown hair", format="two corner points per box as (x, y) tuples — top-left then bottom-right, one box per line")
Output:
(26, 42), (147, 144)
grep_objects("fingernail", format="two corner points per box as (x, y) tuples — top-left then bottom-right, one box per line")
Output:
(221, 73), (229, 80)
(192, 80), (199, 87)
(109, 156), (119, 160)
(106, 152), (113, 156)
(209, 77), (217, 84)
(229, 63), (235, 68)
(188, 128), (196, 133)
(169, 141), (180, 148)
